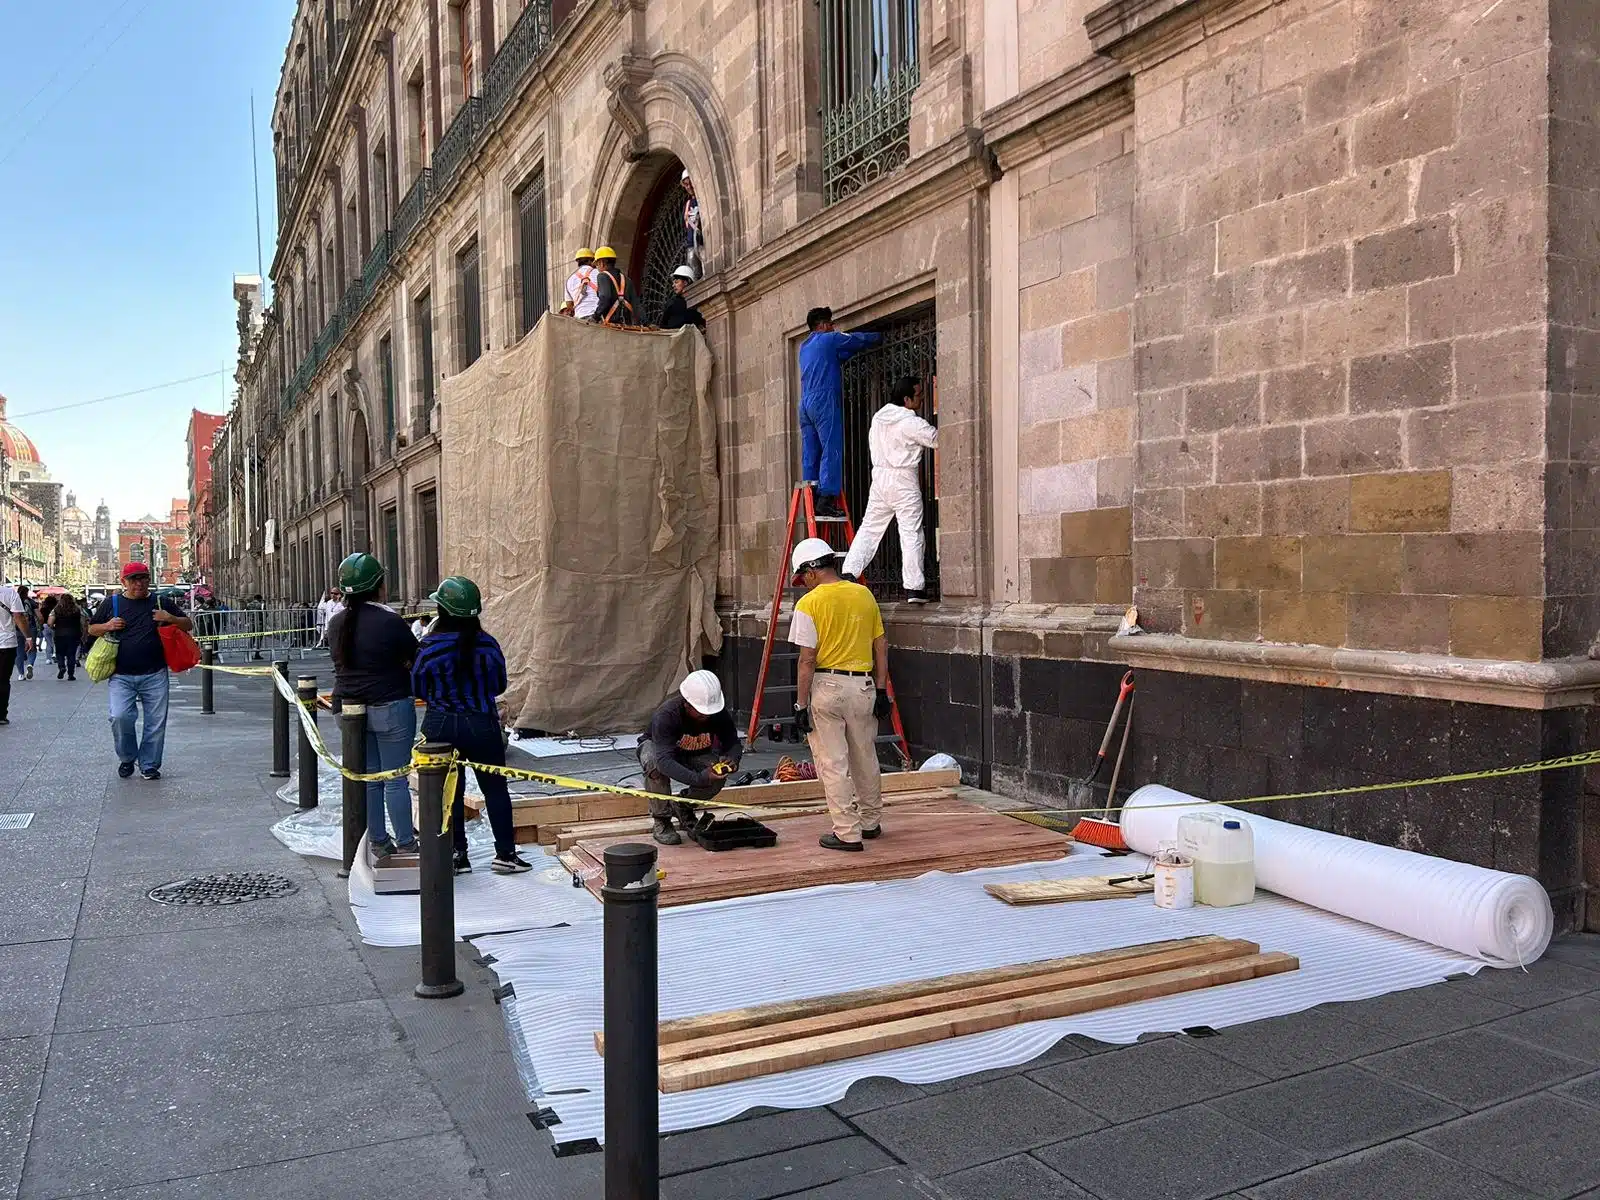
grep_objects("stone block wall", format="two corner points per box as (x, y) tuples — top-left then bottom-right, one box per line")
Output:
(1124, 0), (1554, 661)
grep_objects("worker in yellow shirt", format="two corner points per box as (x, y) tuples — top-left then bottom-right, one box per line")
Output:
(788, 537), (892, 851)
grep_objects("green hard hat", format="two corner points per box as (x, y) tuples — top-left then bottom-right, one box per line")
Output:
(337, 552), (384, 593)
(429, 575), (482, 617)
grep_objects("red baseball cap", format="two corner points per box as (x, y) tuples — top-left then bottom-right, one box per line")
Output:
(122, 562), (152, 580)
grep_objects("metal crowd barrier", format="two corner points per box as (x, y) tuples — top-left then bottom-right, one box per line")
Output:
(190, 607), (328, 661)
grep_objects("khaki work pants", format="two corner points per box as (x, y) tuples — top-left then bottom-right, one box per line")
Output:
(807, 673), (883, 842)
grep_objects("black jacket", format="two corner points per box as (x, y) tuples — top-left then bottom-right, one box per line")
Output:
(592, 267), (641, 325)
(658, 293), (706, 331)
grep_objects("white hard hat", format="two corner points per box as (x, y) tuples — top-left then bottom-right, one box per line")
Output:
(679, 669), (725, 714)
(790, 537), (839, 582)
(673, 265), (695, 281)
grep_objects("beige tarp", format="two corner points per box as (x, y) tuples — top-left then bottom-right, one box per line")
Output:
(439, 317), (720, 733)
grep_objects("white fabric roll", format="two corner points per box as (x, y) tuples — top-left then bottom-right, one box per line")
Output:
(1120, 785), (1553, 967)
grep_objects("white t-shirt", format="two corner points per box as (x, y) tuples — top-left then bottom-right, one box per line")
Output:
(565, 267), (599, 319)
(0, 585), (23, 650)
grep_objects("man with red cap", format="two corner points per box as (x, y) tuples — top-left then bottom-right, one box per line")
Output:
(87, 562), (194, 780)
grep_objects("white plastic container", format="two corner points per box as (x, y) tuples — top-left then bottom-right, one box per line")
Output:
(1177, 813), (1256, 906)
(1151, 846), (1195, 910)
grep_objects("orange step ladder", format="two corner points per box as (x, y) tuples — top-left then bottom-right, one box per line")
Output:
(744, 482), (913, 768)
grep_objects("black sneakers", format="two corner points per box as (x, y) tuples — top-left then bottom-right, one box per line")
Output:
(861, 825), (882, 840)
(491, 852), (534, 875)
(819, 832), (865, 852)
(906, 589), (930, 605)
(141, 768), (161, 781)
(117, 762), (135, 778)
(453, 849), (472, 874)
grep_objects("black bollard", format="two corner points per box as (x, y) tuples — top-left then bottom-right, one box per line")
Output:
(338, 702), (367, 878)
(414, 741), (464, 999)
(200, 645), (215, 714)
(296, 675), (319, 809)
(269, 659), (291, 777)
(603, 842), (659, 1200)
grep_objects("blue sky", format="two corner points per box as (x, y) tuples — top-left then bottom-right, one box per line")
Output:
(0, 0), (294, 526)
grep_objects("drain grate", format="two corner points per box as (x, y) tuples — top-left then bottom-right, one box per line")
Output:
(148, 871), (300, 906)
(0, 813), (35, 830)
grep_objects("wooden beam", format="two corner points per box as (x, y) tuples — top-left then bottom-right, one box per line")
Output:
(984, 875), (1155, 905)
(657, 952), (1300, 1092)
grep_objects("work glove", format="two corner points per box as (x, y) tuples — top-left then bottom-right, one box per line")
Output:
(793, 706), (813, 737)
(694, 769), (723, 790)
(873, 689), (893, 720)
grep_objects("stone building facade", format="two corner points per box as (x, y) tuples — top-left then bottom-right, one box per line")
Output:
(210, 0), (1598, 925)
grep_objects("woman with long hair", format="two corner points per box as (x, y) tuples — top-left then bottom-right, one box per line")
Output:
(411, 576), (529, 875)
(327, 552), (419, 858)
(48, 593), (82, 681)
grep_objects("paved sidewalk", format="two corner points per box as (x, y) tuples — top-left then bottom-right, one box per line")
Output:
(3, 657), (1597, 1199)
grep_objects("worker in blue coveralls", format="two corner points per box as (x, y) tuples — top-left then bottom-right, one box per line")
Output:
(798, 306), (881, 519)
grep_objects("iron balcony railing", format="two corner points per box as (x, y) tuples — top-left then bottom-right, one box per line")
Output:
(486, 0), (554, 116)
(394, 168), (433, 249)
(822, 61), (920, 205)
(432, 96), (485, 192)
(361, 229), (393, 297)
(340, 276), (365, 326)
(313, 311), (344, 366)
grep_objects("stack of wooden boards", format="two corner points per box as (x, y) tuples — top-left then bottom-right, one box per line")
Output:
(561, 791), (1072, 906)
(592, 935), (1298, 1092)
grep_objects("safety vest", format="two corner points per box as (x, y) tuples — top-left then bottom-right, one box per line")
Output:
(599, 268), (634, 325)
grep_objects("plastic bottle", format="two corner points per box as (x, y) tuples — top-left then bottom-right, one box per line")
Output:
(1199, 819), (1256, 906)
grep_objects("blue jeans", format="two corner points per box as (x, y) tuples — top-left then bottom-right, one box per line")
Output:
(365, 697), (417, 847)
(16, 640), (36, 676)
(422, 710), (516, 858)
(109, 671), (169, 772)
(799, 399), (843, 497)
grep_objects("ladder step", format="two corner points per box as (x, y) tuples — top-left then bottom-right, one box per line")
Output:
(763, 684), (798, 694)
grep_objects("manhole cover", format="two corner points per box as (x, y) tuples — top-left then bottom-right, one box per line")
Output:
(147, 872), (300, 906)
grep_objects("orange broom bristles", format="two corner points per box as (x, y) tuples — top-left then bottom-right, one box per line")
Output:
(1070, 814), (1129, 850)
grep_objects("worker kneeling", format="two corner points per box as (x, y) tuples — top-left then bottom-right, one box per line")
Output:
(841, 377), (937, 603)
(789, 539), (891, 851)
(640, 669), (743, 846)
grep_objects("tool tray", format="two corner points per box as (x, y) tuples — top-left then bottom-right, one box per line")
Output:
(689, 815), (778, 851)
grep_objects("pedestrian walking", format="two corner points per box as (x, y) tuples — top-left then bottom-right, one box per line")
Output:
(39, 596), (57, 665)
(316, 588), (342, 646)
(798, 307), (881, 519)
(247, 593), (266, 659)
(788, 538), (890, 851)
(87, 563), (193, 780)
(840, 375), (937, 602)
(327, 553), (419, 859)
(639, 670), (742, 846)
(15, 585), (39, 680)
(48, 593), (83, 681)
(0, 582), (33, 725)
(411, 575), (531, 876)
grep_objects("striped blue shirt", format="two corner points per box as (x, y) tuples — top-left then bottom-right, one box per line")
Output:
(411, 631), (508, 714)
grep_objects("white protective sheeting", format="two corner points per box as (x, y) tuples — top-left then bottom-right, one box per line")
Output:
(348, 838), (600, 946)
(476, 848), (1483, 1144)
(508, 733), (642, 758)
(1120, 785), (1554, 967)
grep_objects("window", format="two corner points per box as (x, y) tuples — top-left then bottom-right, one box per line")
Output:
(450, 2), (474, 102)
(406, 73), (427, 175)
(372, 140), (389, 229)
(415, 291), (437, 421)
(328, 396), (341, 473)
(314, 531), (327, 592)
(517, 171), (549, 337)
(379, 332), (396, 449)
(311, 411), (323, 490)
(818, 0), (920, 204)
(331, 523), (343, 568)
(456, 240), (482, 369)
(345, 200), (359, 273)
(381, 505), (401, 588)
(326, 240), (338, 299)
(417, 489), (440, 594)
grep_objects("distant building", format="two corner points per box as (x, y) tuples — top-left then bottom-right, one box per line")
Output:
(117, 499), (188, 586)
(187, 409), (226, 584)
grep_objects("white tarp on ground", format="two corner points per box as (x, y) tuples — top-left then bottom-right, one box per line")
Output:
(475, 846), (1485, 1144)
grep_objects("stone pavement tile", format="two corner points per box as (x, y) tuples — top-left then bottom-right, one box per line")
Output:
(917, 1035), (1091, 1094)
(1447, 959), (1600, 1010)
(1036, 1104), (1311, 1200)
(1540, 935), (1600, 973)
(0, 1036), (48, 1200)
(1030, 1033), (1270, 1123)
(1242, 1139), (1541, 1200)
(18, 1000), (455, 1198)
(1415, 1093), (1600, 1198)
(659, 1136), (896, 1200)
(1327, 979), (1517, 1041)
(1358, 1028), (1592, 1110)
(853, 1075), (1105, 1176)
(0, 872), (84, 947)
(1556, 1071), (1600, 1109)
(661, 1108), (852, 1176)
(1188, 1006), (1412, 1079)
(73, 1133), (490, 1199)
(1488, 995), (1600, 1065)
(72, 863), (333, 940)
(92, 796), (298, 877)
(829, 1076), (929, 1116)
(54, 922), (377, 1033)
(1209, 1064), (1462, 1158)
(785, 1166), (949, 1199)
(938, 1153), (1097, 1199)
(0, 940), (69, 1038)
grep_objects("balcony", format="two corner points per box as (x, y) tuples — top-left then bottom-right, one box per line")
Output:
(822, 62), (920, 205)
(394, 169), (433, 249)
(361, 230), (393, 297)
(340, 276), (365, 326)
(433, 96), (485, 192)
(486, 0), (553, 117)
(313, 311), (344, 366)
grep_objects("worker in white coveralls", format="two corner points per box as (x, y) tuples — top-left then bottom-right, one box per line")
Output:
(561, 247), (599, 319)
(840, 376), (936, 604)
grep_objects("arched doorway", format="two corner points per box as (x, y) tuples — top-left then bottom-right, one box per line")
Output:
(349, 410), (371, 554)
(627, 159), (690, 326)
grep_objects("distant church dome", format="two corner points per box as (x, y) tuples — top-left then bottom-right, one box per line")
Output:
(0, 395), (42, 465)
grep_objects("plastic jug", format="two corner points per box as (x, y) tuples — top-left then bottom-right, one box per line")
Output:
(1176, 813), (1256, 906)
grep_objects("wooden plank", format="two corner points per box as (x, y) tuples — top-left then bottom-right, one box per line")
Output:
(657, 952), (1300, 1092)
(632, 768), (961, 809)
(618, 939), (1259, 1060)
(985, 875), (1155, 905)
(648, 935), (1236, 1047)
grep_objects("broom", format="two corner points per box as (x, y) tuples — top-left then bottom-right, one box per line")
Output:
(1069, 672), (1134, 849)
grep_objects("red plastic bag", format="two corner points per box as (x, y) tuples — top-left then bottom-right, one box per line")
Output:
(160, 623), (202, 673)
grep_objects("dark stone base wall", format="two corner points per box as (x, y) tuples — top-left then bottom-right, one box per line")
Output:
(713, 635), (1592, 931)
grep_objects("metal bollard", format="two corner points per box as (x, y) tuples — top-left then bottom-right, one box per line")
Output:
(338, 702), (367, 878)
(269, 659), (291, 777)
(296, 676), (318, 810)
(603, 842), (660, 1200)
(200, 645), (214, 715)
(414, 741), (464, 999)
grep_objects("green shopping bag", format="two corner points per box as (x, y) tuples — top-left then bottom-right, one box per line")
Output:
(86, 595), (120, 683)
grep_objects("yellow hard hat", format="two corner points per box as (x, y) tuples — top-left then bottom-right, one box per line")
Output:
(575, 247), (594, 260)
(594, 245), (617, 260)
